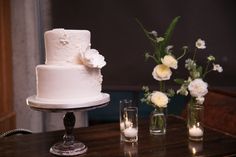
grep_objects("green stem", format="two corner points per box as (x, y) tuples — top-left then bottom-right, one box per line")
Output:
(159, 81), (164, 92)
(192, 48), (197, 61)
(177, 47), (187, 60)
(202, 61), (211, 78)
(149, 54), (159, 64)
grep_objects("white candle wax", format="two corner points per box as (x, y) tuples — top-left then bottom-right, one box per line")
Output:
(123, 127), (138, 138)
(189, 126), (203, 137)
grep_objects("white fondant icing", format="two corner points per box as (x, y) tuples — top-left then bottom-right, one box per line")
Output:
(36, 65), (102, 100)
(35, 29), (107, 107)
(44, 29), (91, 65)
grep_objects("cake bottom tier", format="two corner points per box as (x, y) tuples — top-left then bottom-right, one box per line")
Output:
(36, 65), (103, 102)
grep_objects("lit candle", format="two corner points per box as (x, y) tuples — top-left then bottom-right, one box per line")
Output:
(123, 127), (138, 138)
(189, 125), (203, 137)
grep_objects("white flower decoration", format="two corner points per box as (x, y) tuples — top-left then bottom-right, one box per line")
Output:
(152, 64), (172, 81)
(213, 63), (223, 73)
(196, 96), (205, 104)
(80, 49), (106, 68)
(188, 78), (208, 97)
(151, 30), (158, 37)
(195, 38), (206, 49)
(161, 55), (178, 69)
(151, 91), (168, 108)
(166, 45), (174, 53)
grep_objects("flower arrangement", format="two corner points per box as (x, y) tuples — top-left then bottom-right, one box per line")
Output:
(137, 16), (187, 109)
(137, 16), (223, 137)
(175, 38), (223, 105)
(174, 38), (223, 141)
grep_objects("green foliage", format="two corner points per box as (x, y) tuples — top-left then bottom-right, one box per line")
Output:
(136, 16), (180, 64)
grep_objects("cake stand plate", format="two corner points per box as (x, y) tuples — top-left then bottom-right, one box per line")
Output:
(26, 93), (110, 111)
(26, 93), (110, 156)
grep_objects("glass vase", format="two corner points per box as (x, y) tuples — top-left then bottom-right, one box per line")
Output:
(149, 107), (166, 135)
(187, 100), (204, 141)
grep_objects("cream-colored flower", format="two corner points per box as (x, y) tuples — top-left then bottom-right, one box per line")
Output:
(195, 38), (206, 49)
(161, 55), (178, 69)
(188, 78), (208, 97)
(213, 63), (223, 73)
(81, 49), (106, 68)
(151, 91), (168, 108)
(152, 64), (172, 81)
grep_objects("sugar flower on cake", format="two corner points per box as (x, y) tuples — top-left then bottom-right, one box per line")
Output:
(175, 38), (223, 105)
(137, 16), (187, 108)
(80, 49), (106, 68)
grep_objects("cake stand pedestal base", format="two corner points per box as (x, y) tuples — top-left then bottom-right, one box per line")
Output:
(26, 93), (110, 156)
(49, 112), (87, 156)
(50, 141), (87, 156)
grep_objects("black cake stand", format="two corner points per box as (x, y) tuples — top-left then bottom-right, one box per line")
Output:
(26, 93), (110, 156)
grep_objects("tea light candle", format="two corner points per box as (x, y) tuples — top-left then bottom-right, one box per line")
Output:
(124, 127), (138, 138)
(189, 125), (203, 137)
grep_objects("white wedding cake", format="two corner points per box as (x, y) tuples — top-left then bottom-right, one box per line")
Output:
(35, 29), (107, 106)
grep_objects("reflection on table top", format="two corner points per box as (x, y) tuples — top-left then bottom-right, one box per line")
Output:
(0, 115), (236, 157)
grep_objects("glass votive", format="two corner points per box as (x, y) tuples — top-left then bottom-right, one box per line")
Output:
(120, 100), (138, 143)
(121, 142), (138, 157)
(188, 124), (203, 141)
(188, 104), (204, 141)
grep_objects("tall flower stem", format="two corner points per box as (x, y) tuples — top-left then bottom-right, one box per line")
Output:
(202, 61), (211, 78)
(159, 81), (165, 92)
(192, 48), (197, 61)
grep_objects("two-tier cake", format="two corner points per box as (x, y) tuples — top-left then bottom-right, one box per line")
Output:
(30, 29), (109, 108)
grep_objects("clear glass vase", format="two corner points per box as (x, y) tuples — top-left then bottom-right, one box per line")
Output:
(149, 107), (166, 135)
(187, 100), (204, 141)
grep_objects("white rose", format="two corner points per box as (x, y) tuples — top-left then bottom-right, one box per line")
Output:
(152, 64), (172, 81)
(196, 96), (205, 105)
(81, 49), (106, 68)
(151, 91), (168, 108)
(188, 78), (208, 97)
(161, 55), (178, 69)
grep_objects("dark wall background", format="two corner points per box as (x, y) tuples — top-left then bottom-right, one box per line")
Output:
(50, 0), (236, 90)
(48, 0), (236, 122)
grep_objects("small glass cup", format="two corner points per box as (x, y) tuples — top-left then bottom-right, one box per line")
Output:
(121, 142), (138, 157)
(188, 103), (204, 141)
(120, 100), (138, 143)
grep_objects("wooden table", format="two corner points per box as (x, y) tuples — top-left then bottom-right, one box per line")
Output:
(0, 115), (236, 157)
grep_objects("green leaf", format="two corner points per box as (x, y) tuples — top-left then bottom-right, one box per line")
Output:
(158, 16), (181, 58)
(197, 66), (203, 76)
(174, 78), (185, 85)
(135, 18), (156, 45)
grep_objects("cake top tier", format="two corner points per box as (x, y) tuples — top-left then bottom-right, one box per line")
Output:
(44, 28), (106, 68)
(44, 28), (91, 65)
